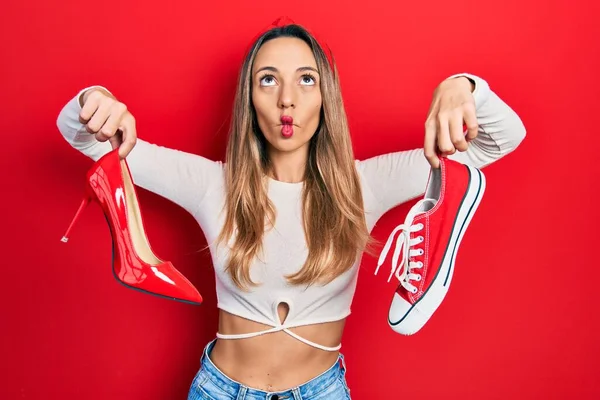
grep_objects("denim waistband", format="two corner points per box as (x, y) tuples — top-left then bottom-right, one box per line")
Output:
(199, 338), (347, 400)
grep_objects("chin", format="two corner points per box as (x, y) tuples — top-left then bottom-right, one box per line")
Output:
(271, 140), (304, 153)
(266, 132), (311, 153)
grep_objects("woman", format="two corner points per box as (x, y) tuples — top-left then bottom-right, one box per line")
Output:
(57, 22), (526, 400)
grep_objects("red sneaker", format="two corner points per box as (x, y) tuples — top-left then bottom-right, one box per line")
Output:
(375, 157), (486, 334)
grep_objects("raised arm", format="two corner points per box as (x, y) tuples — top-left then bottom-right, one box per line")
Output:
(56, 86), (224, 217)
(356, 73), (526, 215)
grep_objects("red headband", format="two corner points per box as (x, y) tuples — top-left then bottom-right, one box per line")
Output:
(248, 16), (335, 70)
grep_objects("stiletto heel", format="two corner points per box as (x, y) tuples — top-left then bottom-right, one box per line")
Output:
(61, 148), (203, 305)
(61, 192), (93, 243)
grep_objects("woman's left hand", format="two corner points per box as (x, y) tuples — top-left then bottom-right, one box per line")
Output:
(424, 76), (478, 168)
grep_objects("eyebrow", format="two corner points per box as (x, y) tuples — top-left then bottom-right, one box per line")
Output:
(255, 66), (319, 75)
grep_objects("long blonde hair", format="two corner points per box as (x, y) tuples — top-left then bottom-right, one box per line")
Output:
(217, 23), (377, 290)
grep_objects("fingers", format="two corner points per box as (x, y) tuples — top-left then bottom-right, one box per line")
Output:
(79, 89), (104, 123)
(78, 89), (137, 158)
(86, 99), (112, 138)
(108, 131), (122, 151)
(426, 106), (476, 169)
(436, 112), (455, 156)
(425, 80), (479, 169)
(100, 102), (128, 137)
(424, 117), (440, 169)
(463, 102), (479, 141)
(117, 114), (137, 158)
(95, 102), (126, 145)
(450, 111), (468, 152)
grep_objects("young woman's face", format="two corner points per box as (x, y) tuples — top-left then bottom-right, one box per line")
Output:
(251, 37), (322, 156)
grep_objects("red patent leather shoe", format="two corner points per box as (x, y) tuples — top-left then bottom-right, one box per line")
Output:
(61, 148), (203, 305)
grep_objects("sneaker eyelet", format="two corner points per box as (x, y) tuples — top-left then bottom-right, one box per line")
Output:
(415, 275), (421, 281)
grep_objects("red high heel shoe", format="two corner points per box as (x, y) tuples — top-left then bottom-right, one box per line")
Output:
(61, 148), (203, 305)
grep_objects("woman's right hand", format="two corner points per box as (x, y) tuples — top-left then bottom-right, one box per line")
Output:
(78, 87), (137, 158)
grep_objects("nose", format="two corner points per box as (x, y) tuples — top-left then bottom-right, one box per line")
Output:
(278, 81), (295, 109)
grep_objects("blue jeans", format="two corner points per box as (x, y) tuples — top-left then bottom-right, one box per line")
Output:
(187, 339), (352, 399)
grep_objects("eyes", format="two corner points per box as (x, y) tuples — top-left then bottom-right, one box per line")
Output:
(258, 73), (317, 87)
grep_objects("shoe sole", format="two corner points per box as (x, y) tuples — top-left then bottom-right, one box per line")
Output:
(388, 164), (486, 334)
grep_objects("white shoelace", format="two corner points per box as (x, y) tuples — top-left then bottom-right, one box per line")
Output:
(374, 198), (436, 294)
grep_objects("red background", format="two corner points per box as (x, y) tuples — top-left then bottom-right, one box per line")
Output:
(2, 0), (598, 399)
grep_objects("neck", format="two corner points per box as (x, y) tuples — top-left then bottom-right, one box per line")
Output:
(267, 144), (309, 183)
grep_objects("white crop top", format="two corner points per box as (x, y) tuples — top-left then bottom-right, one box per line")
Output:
(56, 73), (526, 351)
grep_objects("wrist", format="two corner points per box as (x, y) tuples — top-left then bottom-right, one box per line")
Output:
(451, 76), (475, 93)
